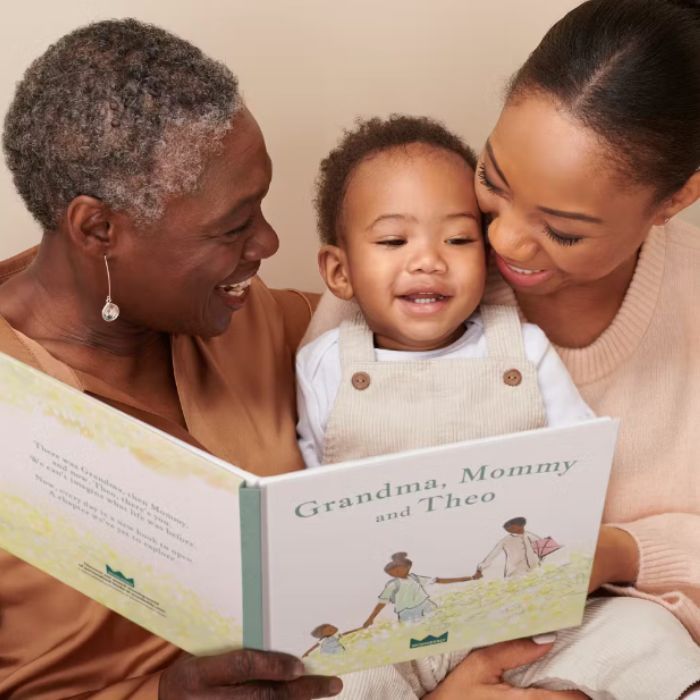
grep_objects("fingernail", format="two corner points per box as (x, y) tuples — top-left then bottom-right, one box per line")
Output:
(329, 678), (343, 695)
(292, 660), (306, 677)
(532, 632), (557, 645)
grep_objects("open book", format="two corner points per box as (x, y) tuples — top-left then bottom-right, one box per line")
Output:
(0, 351), (617, 675)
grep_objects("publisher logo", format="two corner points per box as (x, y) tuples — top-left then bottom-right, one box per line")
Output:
(106, 565), (135, 588)
(409, 632), (448, 649)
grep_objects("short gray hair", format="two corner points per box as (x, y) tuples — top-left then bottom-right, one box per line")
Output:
(2, 18), (242, 230)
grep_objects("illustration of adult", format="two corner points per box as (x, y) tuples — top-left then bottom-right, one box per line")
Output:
(363, 552), (473, 627)
(476, 517), (542, 578)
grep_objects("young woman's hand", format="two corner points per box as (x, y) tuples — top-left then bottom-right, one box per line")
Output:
(588, 525), (639, 593)
(159, 648), (342, 699)
(424, 639), (587, 699)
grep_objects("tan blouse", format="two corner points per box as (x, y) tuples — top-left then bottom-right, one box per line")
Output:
(0, 247), (317, 699)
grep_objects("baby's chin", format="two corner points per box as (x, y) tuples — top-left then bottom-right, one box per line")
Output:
(374, 326), (467, 353)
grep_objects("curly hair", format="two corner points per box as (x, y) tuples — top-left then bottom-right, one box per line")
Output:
(2, 19), (241, 230)
(315, 115), (477, 246)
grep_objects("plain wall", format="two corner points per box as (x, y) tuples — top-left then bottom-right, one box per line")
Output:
(1, 1), (698, 291)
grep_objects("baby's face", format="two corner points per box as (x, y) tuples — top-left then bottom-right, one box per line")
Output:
(339, 144), (485, 351)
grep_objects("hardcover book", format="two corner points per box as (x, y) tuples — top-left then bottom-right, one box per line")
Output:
(0, 351), (618, 675)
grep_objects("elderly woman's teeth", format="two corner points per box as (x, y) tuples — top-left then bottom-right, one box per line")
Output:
(219, 278), (253, 296)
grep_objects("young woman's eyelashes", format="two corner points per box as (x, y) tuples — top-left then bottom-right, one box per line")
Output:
(543, 224), (583, 247)
(477, 163), (500, 194)
(478, 163), (584, 248)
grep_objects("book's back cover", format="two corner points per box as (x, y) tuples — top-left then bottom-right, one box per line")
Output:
(260, 418), (617, 675)
(0, 352), (247, 655)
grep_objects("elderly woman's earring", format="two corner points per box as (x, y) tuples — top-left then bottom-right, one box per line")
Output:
(101, 255), (120, 322)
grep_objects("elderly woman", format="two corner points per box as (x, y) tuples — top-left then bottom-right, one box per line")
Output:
(309, 0), (700, 698)
(0, 19), (342, 700)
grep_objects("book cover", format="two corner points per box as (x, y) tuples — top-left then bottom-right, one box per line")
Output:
(0, 352), (618, 675)
(258, 418), (617, 674)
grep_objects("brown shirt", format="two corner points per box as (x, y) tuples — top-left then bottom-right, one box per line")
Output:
(0, 247), (317, 699)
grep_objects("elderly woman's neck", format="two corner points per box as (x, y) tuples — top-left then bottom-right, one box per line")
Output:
(0, 239), (169, 366)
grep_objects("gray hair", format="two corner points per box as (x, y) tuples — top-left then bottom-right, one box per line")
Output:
(2, 18), (242, 230)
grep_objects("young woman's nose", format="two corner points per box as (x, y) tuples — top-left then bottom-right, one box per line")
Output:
(486, 211), (538, 262)
(242, 218), (279, 261)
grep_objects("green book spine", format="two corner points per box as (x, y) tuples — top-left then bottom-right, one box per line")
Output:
(239, 486), (264, 650)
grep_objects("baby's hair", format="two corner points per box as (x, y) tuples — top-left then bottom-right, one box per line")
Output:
(311, 623), (337, 638)
(384, 551), (412, 573)
(315, 114), (477, 246)
(503, 516), (527, 529)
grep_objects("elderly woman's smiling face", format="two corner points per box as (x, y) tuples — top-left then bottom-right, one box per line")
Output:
(112, 108), (278, 338)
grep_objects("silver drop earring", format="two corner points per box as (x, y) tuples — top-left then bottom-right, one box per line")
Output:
(101, 255), (120, 322)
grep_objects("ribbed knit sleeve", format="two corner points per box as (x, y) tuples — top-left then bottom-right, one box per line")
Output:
(609, 514), (700, 642)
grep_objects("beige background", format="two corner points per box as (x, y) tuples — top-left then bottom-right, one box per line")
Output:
(1, 1), (698, 291)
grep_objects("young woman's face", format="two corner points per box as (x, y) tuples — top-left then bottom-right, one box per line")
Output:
(475, 96), (666, 298)
(338, 145), (486, 352)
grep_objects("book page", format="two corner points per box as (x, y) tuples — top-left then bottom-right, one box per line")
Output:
(0, 352), (248, 655)
(260, 419), (617, 674)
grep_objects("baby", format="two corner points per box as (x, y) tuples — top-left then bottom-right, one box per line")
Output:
(296, 114), (592, 471)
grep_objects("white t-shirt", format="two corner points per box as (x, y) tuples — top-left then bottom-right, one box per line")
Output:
(296, 313), (594, 469)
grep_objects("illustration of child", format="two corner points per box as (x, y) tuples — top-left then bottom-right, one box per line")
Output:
(295, 114), (594, 470)
(362, 552), (474, 628)
(476, 516), (546, 578)
(302, 623), (345, 658)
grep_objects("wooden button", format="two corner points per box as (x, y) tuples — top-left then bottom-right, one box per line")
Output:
(503, 368), (522, 386)
(351, 371), (371, 391)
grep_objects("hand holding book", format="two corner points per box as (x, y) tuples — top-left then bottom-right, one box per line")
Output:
(160, 649), (342, 698)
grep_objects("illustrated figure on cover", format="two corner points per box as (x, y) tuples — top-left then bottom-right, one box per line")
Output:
(362, 552), (474, 627)
(477, 516), (559, 578)
(303, 624), (346, 658)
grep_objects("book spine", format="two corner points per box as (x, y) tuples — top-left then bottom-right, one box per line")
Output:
(239, 486), (264, 650)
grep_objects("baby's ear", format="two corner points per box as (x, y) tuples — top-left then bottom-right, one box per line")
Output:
(318, 245), (354, 301)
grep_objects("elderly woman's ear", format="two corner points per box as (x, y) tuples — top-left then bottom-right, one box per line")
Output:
(63, 195), (120, 257)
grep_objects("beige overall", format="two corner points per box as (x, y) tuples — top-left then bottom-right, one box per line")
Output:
(322, 304), (546, 465)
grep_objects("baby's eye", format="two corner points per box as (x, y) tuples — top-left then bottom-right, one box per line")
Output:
(446, 236), (475, 246)
(377, 238), (406, 247)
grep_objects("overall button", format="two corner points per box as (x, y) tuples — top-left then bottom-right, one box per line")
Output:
(351, 371), (371, 390)
(503, 368), (522, 386)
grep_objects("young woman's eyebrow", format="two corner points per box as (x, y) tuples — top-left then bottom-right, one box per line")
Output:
(537, 206), (604, 224)
(485, 140), (604, 225)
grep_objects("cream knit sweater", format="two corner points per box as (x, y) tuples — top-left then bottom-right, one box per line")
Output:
(301, 219), (700, 696)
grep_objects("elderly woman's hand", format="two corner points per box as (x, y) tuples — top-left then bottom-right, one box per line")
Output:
(159, 649), (342, 699)
(424, 639), (587, 700)
(587, 525), (639, 593)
